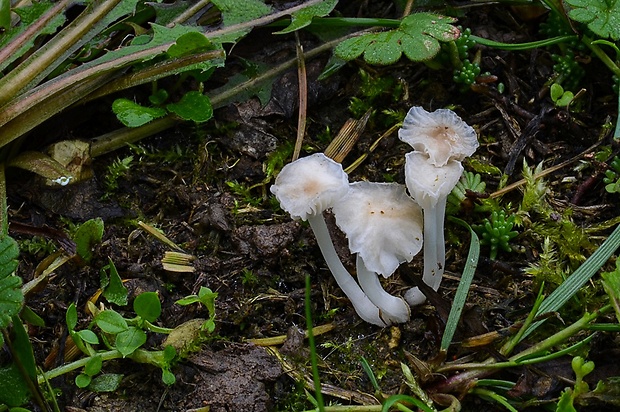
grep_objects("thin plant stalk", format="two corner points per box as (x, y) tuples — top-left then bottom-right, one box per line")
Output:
(305, 275), (325, 412)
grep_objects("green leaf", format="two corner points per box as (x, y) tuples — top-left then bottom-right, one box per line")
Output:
(73, 218), (104, 263)
(102, 259), (128, 306)
(66, 302), (78, 331)
(21, 305), (45, 327)
(166, 91), (213, 123)
(167, 32), (215, 58)
(11, 316), (37, 379)
(95, 310), (128, 334)
(175, 295), (200, 306)
(550, 83), (565, 101)
(211, 0), (273, 43)
(162, 368), (176, 385)
(112, 98), (168, 128)
(134, 292), (161, 323)
(0, 2), (67, 72)
(602, 259), (620, 323)
(275, 0), (338, 34)
(77, 329), (100, 345)
(0, 236), (22, 329)
(0, 364), (31, 406)
(116, 327), (147, 357)
(84, 355), (103, 376)
(566, 0), (620, 40)
(0, 0), (10, 29)
(334, 13), (459, 65)
(89, 373), (124, 392)
(75, 373), (92, 388)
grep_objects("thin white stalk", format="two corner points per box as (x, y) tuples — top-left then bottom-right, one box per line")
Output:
(356, 255), (410, 324)
(422, 204), (439, 289)
(307, 214), (387, 327)
(432, 196), (448, 291)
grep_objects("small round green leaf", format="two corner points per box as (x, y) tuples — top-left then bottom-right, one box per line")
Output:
(162, 369), (176, 385)
(75, 373), (91, 388)
(89, 373), (124, 393)
(66, 303), (78, 331)
(134, 292), (161, 323)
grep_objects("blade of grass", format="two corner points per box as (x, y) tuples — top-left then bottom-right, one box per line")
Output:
(523, 224), (620, 338)
(305, 275), (325, 412)
(441, 218), (480, 351)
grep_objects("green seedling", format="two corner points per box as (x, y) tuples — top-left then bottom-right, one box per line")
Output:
(550, 83), (575, 107)
(176, 286), (218, 333)
(556, 356), (595, 412)
(474, 210), (518, 260)
(103, 155), (133, 195)
(603, 156), (620, 193)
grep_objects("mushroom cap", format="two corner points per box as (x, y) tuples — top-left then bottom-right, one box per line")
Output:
(271, 153), (349, 220)
(404, 151), (463, 208)
(332, 181), (423, 277)
(398, 106), (478, 167)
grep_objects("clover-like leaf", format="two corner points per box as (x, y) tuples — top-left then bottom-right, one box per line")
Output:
(116, 327), (147, 357)
(566, 0), (620, 40)
(0, 236), (22, 329)
(334, 12), (459, 65)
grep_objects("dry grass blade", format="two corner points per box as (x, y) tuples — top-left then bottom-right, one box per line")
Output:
(292, 32), (308, 162)
(324, 109), (372, 163)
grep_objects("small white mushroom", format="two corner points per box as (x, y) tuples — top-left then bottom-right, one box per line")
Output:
(332, 181), (423, 324)
(398, 106), (478, 167)
(403, 152), (463, 306)
(271, 153), (387, 326)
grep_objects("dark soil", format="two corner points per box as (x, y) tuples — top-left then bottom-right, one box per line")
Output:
(9, 1), (620, 411)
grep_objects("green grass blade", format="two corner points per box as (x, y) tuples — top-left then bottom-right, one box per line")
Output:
(305, 275), (325, 412)
(524, 224), (620, 338)
(441, 218), (480, 351)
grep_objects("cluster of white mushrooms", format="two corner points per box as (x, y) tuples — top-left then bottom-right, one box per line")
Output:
(271, 106), (478, 326)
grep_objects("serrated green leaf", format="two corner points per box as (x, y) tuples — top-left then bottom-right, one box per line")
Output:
(112, 98), (168, 128)
(0, 236), (22, 329)
(211, 0), (272, 43)
(116, 327), (147, 356)
(0, 2), (67, 72)
(73, 218), (104, 263)
(334, 13), (459, 65)
(89, 373), (124, 392)
(567, 0), (620, 40)
(134, 292), (161, 323)
(102, 258), (128, 306)
(275, 0), (338, 34)
(166, 91), (213, 123)
(95, 310), (128, 334)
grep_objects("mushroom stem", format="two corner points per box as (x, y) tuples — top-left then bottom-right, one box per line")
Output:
(404, 197), (448, 306)
(356, 255), (410, 324)
(307, 214), (387, 327)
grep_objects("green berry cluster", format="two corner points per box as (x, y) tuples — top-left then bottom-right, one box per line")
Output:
(552, 50), (585, 91)
(454, 27), (475, 60)
(474, 210), (518, 260)
(603, 156), (620, 193)
(539, 12), (573, 38)
(453, 59), (481, 86)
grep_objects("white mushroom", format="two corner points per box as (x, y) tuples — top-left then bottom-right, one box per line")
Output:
(332, 181), (423, 324)
(271, 153), (387, 326)
(398, 106), (478, 167)
(403, 152), (463, 306)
